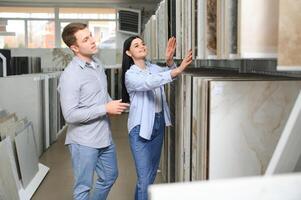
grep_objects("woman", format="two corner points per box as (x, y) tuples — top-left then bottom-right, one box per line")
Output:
(121, 35), (192, 200)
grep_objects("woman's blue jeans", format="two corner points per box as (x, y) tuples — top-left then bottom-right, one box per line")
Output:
(129, 111), (165, 200)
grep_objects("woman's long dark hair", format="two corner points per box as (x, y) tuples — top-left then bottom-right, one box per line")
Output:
(121, 35), (141, 103)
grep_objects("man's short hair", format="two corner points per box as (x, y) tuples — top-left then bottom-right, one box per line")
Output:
(62, 22), (87, 47)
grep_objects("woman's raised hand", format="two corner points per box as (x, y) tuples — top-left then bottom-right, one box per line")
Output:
(179, 50), (193, 70)
(170, 50), (193, 78)
(165, 37), (176, 66)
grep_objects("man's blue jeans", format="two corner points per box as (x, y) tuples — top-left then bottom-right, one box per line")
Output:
(68, 143), (118, 200)
(129, 111), (165, 200)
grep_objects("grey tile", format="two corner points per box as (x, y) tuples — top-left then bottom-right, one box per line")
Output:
(15, 122), (39, 188)
(0, 76), (44, 156)
(0, 138), (20, 200)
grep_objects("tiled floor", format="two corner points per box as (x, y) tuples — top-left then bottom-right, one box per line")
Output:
(32, 113), (161, 200)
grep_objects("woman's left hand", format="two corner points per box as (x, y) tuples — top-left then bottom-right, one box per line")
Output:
(165, 37), (176, 66)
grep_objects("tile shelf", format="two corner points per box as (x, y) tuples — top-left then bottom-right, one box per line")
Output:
(153, 58), (301, 78)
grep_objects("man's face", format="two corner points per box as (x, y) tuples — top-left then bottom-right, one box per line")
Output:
(71, 28), (98, 57)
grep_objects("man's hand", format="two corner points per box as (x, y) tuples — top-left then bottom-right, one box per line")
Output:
(165, 37), (176, 66)
(106, 99), (130, 115)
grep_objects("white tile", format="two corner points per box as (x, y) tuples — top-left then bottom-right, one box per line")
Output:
(266, 91), (301, 174)
(149, 173), (301, 200)
(209, 80), (301, 179)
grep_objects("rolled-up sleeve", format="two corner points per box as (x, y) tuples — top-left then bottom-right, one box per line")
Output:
(58, 74), (106, 124)
(125, 70), (173, 92)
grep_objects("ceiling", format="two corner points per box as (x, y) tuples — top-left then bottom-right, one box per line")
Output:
(0, 0), (161, 26)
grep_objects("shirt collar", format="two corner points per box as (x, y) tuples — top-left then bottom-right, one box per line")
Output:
(73, 55), (99, 69)
(131, 60), (150, 72)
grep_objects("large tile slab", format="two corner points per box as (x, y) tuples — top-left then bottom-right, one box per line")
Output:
(0, 76), (44, 156)
(266, 91), (301, 174)
(209, 80), (301, 179)
(277, 0), (301, 71)
(149, 173), (301, 200)
(238, 0), (279, 58)
(0, 138), (20, 200)
(206, 0), (217, 57)
(15, 122), (39, 188)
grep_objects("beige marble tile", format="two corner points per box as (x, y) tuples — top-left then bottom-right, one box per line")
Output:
(277, 0), (301, 71)
(238, 0), (279, 58)
(206, 0), (217, 57)
(209, 80), (301, 179)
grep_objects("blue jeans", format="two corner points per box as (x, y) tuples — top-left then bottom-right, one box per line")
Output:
(129, 112), (165, 200)
(68, 143), (118, 200)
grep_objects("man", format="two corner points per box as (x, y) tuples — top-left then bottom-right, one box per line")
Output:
(58, 22), (129, 200)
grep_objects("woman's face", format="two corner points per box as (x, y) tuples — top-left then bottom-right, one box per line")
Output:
(127, 38), (148, 60)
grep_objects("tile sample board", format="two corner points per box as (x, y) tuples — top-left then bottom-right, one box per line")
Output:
(205, 0), (217, 57)
(277, 0), (301, 71)
(0, 76), (44, 156)
(238, 0), (279, 58)
(0, 138), (20, 200)
(209, 80), (301, 179)
(15, 122), (39, 188)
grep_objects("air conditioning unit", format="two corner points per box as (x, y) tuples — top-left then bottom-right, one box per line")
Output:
(117, 8), (141, 35)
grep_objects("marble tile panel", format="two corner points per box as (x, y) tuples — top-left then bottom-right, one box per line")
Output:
(197, 0), (206, 59)
(176, 0), (182, 58)
(206, 0), (217, 57)
(15, 122), (39, 188)
(222, 0), (238, 58)
(277, 0), (301, 71)
(174, 75), (185, 181)
(209, 80), (301, 179)
(265, 91), (301, 174)
(149, 173), (301, 200)
(238, 0), (278, 58)
(0, 138), (20, 200)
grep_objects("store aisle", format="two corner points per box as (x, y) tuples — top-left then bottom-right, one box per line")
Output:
(32, 113), (142, 200)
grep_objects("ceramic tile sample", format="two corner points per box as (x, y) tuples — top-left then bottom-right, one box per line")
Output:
(209, 80), (301, 179)
(0, 138), (20, 200)
(175, 75), (185, 181)
(1, 137), (22, 188)
(206, 0), (217, 57)
(197, 0), (206, 59)
(229, 0), (238, 55)
(0, 75), (44, 156)
(49, 77), (58, 144)
(277, 0), (301, 71)
(219, 0), (238, 58)
(149, 173), (301, 200)
(176, 0), (182, 58)
(151, 15), (158, 60)
(15, 122), (39, 188)
(266, 91), (301, 174)
(238, 0), (279, 58)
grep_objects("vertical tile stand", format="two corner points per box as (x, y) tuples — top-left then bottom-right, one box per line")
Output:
(265, 91), (301, 175)
(0, 53), (7, 77)
(18, 163), (49, 200)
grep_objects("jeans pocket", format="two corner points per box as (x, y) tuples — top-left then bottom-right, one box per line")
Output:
(129, 125), (140, 137)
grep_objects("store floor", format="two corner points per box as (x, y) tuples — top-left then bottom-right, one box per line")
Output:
(32, 113), (162, 200)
